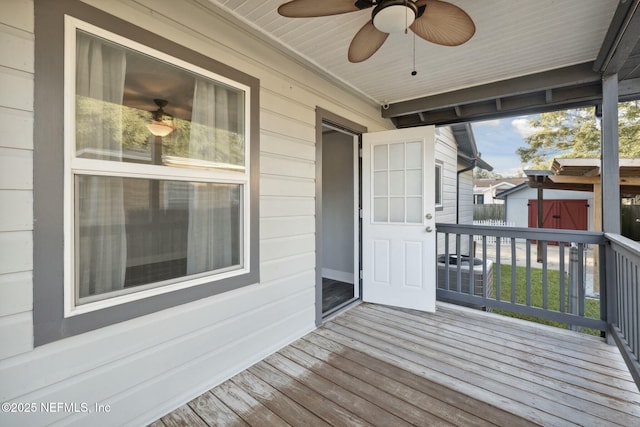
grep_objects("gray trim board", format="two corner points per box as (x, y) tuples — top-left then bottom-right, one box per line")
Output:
(601, 74), (621, 234)
(33, 0), (260, 345)
(594, 0), (640, 75)
(315, 108), (366, 327)
(383, 63), (605, 126)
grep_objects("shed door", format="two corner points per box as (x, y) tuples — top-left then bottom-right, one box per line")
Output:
(362, 127), (436, 312)
(528, 200), (588, 230)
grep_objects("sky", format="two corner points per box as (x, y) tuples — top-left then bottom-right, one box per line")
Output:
(471, 116), (537, 177)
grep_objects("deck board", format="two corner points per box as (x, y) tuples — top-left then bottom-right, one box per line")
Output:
(347, 306), (640, 413)
(248, 361), (370, 426)
(336, 308), (639, 424)
(189, 392), (249, 427)
(152, 302), (640, 426)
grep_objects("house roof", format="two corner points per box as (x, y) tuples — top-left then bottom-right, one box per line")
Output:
(474, 177), (527, 189)
(210, 1), (640, 126)
(494, 182), (532, 199)
(449, 123), (492, 171)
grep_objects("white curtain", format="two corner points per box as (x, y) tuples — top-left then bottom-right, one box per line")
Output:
(76, 34), (127, 297)
(187, 79), (235, 274)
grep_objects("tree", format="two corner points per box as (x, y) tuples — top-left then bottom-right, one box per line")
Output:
(473, 168), (503, 179)
(516, 101), (640, 168)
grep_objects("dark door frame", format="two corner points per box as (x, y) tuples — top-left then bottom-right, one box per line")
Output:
(315, 107), (367, 326)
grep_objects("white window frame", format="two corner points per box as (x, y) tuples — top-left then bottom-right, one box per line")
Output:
(435, 161), (443, 209)
(63, 17), (252, 317)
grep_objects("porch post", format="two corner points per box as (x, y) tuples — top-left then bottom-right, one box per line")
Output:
(601, 73), (620, 344)
(601, 73), (620, 234)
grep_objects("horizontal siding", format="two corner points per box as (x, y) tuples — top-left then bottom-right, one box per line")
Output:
(0, 147), (32, 190)
(0, 1), (393, 427)
(260, 234), (315, 262)
(261, 131), (315, 161)
(260, 216), (315, 239)
(0, 67), (32, 111)
(435, 127), (458, 227)
(0, 190), (32, 232)
(260, 153), (315, 179)
(2, 282), (316, 426)
(261, 175), (315, 197)
(458, 167), (474, 225)
(0, 312), (32, 360)
(0, 0), (33, 33)
(0, 0), (34, 364)
(0, 271), (32, 316)
(260, 196), (315, 218)
(0, 22), (34, 73)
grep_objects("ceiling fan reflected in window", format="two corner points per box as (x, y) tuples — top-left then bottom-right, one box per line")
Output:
(146, 98), (175, 137)
(277, 0), (475, 63)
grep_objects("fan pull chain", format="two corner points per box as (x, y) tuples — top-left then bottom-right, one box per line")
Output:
(411, 30), (417, 76)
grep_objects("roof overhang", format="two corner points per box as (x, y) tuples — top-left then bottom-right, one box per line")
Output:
(515, 159), (640, 196)
(383, 0), (640, 128)
(449, 122), (493, 171)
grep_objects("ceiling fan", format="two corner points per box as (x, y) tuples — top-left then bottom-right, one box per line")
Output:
(277, 0), (475, 63)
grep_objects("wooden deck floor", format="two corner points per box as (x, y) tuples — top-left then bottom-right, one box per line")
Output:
(151, 302), (640, 426)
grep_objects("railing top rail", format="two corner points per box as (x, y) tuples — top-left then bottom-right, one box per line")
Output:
(606, 232), (640, 259)
(436, 223), (606, 244)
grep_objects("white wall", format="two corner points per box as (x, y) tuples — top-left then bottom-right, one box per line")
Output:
(0, 1), (393, 426)
(504, 188), (594, 230)
(322, 130), (355, 282)
(458, 166), (474, 225)
(434, 127), (458, 225)
(0, 0), (35, 364)
(433, 127), (472, 255)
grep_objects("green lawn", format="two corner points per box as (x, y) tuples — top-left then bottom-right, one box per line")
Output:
(491, 264), (601, 335)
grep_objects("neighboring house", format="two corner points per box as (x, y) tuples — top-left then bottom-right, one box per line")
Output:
(495, 183), (595, 231)
(0, 1), (496, 426)
(436, 123), (493, 225)
(473, 177), (527, 205)
(435, 124), (492, 255)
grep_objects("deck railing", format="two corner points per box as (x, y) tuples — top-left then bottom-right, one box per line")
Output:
(606, 232), (640, 387)
(436, 223), (608, 332)
(436, 222), (640, 390)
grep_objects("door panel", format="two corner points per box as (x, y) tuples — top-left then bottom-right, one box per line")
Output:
(528, 199), (589, 245)
(362, 127), (435, 312)
(558, 200), (588, 230)
(528, 200), (556, 228)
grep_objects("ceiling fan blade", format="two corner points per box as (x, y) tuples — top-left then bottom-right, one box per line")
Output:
(348, 20), (389, 63)
(411, 0), (475, 46)
(278, 0), (369, 18)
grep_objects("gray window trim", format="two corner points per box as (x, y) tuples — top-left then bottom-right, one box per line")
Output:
(33, 0), (260, 345)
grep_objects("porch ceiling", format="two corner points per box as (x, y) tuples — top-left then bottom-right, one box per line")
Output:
(207, 0), (640, 126)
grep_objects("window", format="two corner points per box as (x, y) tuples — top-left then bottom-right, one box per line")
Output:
(34, 0), (259, 344)
(475, 194), (485, 205)
(372, 142), (424, 224)
(435, 162), (443, 209)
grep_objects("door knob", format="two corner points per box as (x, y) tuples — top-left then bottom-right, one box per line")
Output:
(425, 213), (433, 220)
(426, 226), (433, 232)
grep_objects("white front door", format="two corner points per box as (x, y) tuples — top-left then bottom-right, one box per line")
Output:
(362, 126), (436, 312)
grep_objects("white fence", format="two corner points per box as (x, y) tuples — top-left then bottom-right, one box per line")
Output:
(472, 220), (515, 244)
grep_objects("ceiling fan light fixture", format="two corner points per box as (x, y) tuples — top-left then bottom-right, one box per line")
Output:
(146, 98), (175, 137)
(372, 1), (417, 34)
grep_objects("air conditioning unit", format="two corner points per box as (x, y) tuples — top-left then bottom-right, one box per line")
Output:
(437, 255), (493, 310)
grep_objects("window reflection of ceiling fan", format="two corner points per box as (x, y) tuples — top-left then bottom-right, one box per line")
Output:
(278, 0), (475, 63)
